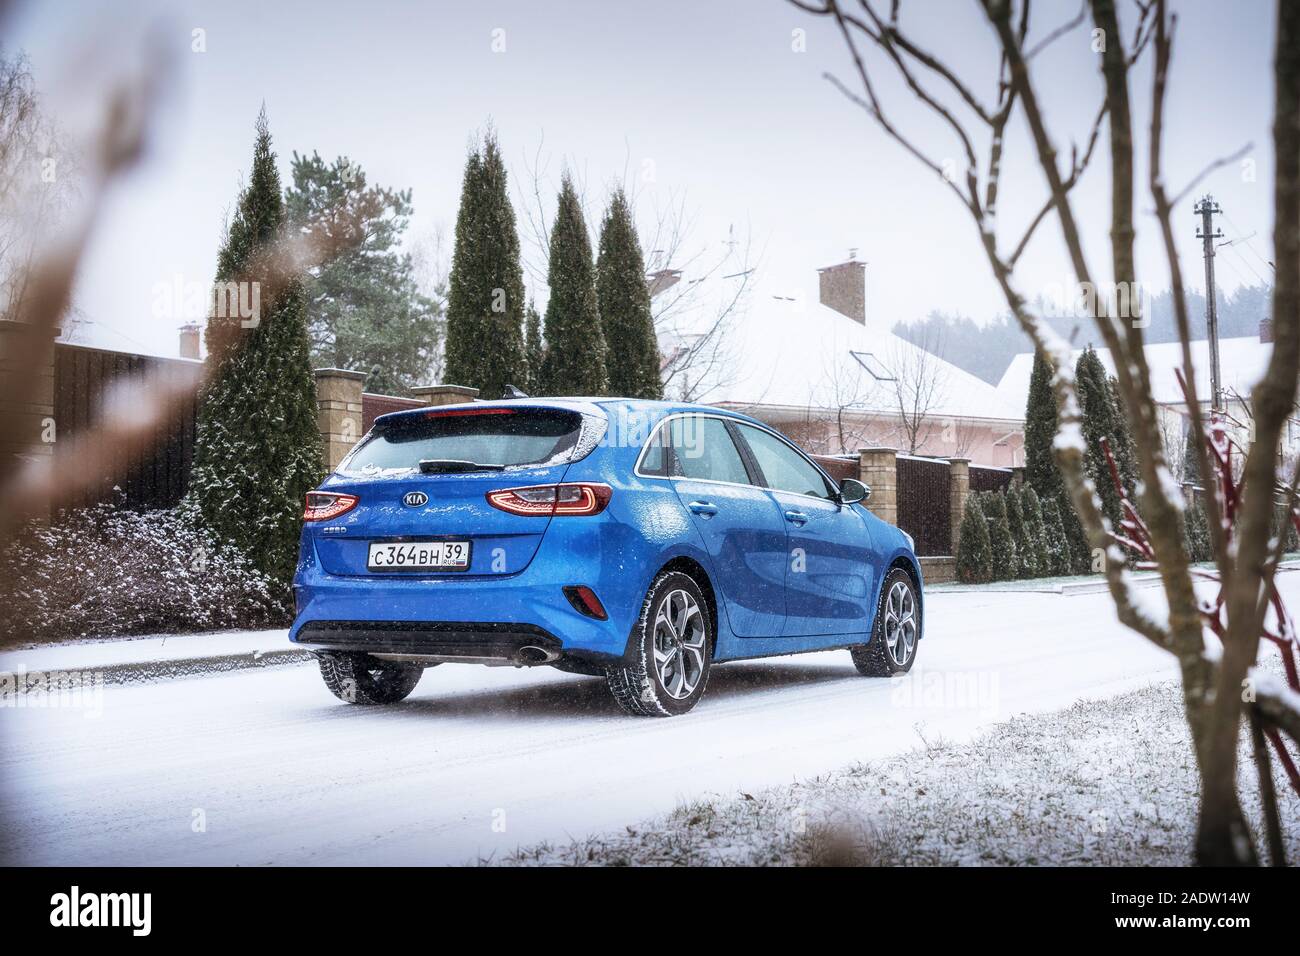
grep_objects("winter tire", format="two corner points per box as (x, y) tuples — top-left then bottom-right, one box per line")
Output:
(607, 570), (712, 717)
(318, 652), (425, 704)
(851, 568), (920, 677)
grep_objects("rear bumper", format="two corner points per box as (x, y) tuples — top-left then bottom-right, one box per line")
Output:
(296, 621), (564, 666)
(290, 539), (636, 664)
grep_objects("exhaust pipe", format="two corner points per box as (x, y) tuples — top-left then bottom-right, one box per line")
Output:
(514, 645), (560, 666)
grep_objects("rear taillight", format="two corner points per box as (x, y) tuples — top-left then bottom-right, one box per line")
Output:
(303, 491), (359, 521)
(486, 483), (612, 517)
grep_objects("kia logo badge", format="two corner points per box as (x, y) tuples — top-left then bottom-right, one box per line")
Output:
(402, 491), (428, 507)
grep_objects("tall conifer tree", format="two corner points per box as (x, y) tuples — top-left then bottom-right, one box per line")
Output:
(188, 109), (323, 595)
(541, 173), (608, 395)
(444, 131), (526, 398)
(596, 188), (661, 398)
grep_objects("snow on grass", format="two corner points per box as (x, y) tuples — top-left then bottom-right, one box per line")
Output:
(493, 679), (1299, 866)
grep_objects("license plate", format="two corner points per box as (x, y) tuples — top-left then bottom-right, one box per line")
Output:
(367, 540), (471, 571)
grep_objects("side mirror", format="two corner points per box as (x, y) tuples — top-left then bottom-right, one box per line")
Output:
(838, 478), (870, 504)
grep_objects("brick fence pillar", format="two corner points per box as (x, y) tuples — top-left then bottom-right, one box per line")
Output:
(0, 319), (59, 472)
(857, 446), (897, 526)
(314, 368), (366, 470)
(948, 457), (971, 555)
(411, 384), (480, 407)
(1011, 465), (1025, 486)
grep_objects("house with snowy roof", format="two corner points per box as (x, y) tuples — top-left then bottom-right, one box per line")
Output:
(657, 256), (1025, 467)
(994, 320), (1300, 468)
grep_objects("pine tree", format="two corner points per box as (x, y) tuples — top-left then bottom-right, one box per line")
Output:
(187, 109), (324, 597)
(284, 153), (440, 394)
(955, 495), (993, 584)
(1021, 486), (1051, 578)
(541, 173), (609, 395)
(596, 188), (661, 399)
(444, 131), (526, 398)
(1040, 497), (1071, 575)
(522, 299), (544, 395)
(984, 490), (1018, 581)
(1005, 485), (1036, 578)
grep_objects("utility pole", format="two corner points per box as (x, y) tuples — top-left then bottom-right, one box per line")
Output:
(1195, 195), (1224, 412)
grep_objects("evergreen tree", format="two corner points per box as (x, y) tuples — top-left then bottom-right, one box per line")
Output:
(1005, 485), (1035, 578)
(1040, 497), (1071, 575)
(1076, 348), (1125, 534)
(983, 490), (1017, 581)
(1024, 346), (1089, 574)
(1021, 486), (1050, 578)
(284, 153), (440, 394)
(596, 188), (661, 399)
(1023, 348), (1062, 502)
(955, 495), (993, 584)
(523, 299), (544, 395)
(541, 173), (609, 395)
(1184, 494), (1212, 563)
(444, 131), (526, 398)
(1107, 374), (1139, 503)
(187, 110), (324, 596)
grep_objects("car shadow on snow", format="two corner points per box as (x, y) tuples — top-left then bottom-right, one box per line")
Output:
(310, 657), (868, 722)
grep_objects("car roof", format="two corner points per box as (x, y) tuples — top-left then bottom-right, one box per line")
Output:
(373, 396), (771, 430)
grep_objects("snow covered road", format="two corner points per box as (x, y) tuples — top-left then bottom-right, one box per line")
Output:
(4, 580), (1268, 866)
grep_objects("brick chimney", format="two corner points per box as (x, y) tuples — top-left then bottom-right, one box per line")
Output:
(179, 323), (201, 360)
(647, 268), (682, 298)
(817, 254), (865, 323)
(1260, 318), (1274, 343)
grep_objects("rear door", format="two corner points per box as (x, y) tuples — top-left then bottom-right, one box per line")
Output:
(311, 406), (594, 577)
(650, 414), (788, 638)
(731, 422), (877, 637)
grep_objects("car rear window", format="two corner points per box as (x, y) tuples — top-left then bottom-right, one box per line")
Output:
(341, 408), (588, 475)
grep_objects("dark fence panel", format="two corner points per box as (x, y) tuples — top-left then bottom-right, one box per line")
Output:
(362, 392), (423, 432)
(54, 344), (199, 511)
(969, 465), (1013, 494)
(811, 454), (857, 483)
(896, 455), (951, 556)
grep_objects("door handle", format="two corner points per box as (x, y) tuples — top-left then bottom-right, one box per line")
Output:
(784, 509), (808, 525)
(688, 500), (718, 517)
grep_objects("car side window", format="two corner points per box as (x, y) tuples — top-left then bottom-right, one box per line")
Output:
(639, 423), (671, 477)
(667, 416), (750, 485)
(735, 423), (835, 500)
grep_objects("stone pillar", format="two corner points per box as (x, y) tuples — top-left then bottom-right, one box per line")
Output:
(0, 319), (59, 469)
(1011, 465), (1026, 486)
(411, 384), (479, 407)
(314, 368), (366, 470)
(948, 457), (971, 555)
(857, 446), (897, 525)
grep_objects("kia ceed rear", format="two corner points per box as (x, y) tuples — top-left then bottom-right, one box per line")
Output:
(290, 399), (923, 716)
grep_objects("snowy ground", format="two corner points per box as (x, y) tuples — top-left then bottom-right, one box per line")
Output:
(499, 680), (1300, 865)
(2, 576), (1294, 866)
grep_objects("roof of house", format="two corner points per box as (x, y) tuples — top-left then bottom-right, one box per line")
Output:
(669, 287), (1022, 422)
(994, 335), (1273, 411)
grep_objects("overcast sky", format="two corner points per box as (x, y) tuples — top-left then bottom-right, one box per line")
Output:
(7, 0), (1279, 359)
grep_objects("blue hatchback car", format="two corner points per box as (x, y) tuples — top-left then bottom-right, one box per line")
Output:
(290, 398), (922, 716)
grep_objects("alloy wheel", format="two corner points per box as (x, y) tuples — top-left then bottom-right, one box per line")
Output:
(652, 588), (707, 699)
(883, 580), (917, 667)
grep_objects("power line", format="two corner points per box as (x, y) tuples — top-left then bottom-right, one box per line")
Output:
(1219, 240), (1268, 285)
(1221, 210), (1275, 273)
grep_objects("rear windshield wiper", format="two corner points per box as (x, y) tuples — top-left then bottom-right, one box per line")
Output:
(418, 459), (506, 474)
